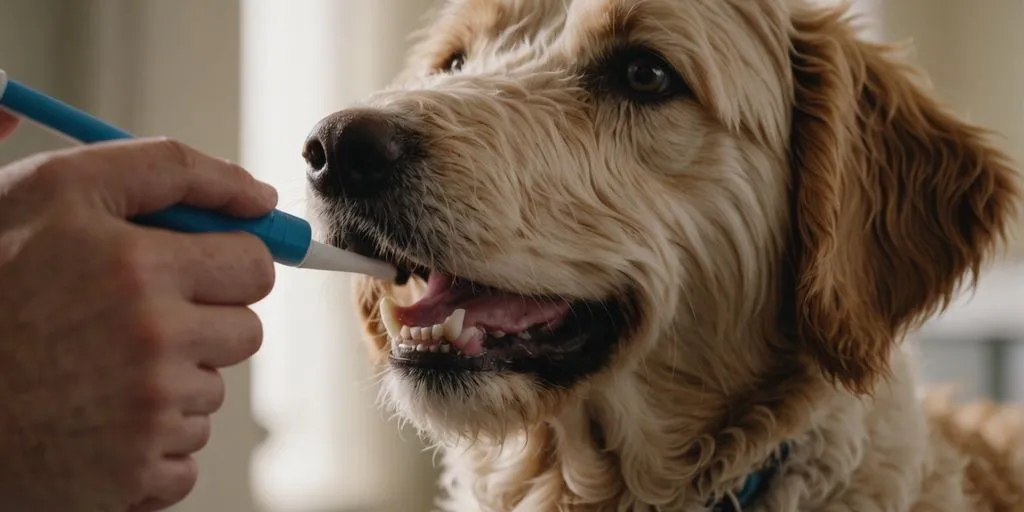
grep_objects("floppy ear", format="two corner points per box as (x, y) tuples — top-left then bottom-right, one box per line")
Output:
(786, 6), (1019, 394)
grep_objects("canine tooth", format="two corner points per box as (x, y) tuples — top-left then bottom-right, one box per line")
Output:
(454, 326), (482, 348)
(400, 325), (411, 340)
(411, 326), (423, 341)
(377, 297), (401, 340)
(443, 309), (466, 341)
(491, 330), (506, 338)
(432, 324), (444, 341)
(416, 344), (427, 352)
(457, 327), (484, 356)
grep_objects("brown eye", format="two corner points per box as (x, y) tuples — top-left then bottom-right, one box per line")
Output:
(588, 46), (688, 103)
(440, 51), (466, 73)
(625, 57), (670, 95)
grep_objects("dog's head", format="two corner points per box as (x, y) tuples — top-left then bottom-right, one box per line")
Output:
(306, 0), (1017, 443)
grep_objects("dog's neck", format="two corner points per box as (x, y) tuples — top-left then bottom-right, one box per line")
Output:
(435, 319), (843, 511)
(435, 344), (941, 511)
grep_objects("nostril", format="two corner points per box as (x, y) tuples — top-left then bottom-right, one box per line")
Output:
(305, 108), (419, 198)
(303, 138), (328, 171)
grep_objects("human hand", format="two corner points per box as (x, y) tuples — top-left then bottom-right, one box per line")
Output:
(0, 138), (277, 511)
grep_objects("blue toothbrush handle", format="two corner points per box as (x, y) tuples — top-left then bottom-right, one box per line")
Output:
(134, 206), (311, 266)
(0, 71), (314, 267)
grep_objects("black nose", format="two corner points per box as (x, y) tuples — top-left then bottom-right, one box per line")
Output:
(303, 109), (411, 198)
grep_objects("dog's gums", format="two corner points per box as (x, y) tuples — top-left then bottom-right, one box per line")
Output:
(377, 271), (625, 373)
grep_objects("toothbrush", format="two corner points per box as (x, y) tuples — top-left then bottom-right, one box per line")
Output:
(0, 68), (396, 279)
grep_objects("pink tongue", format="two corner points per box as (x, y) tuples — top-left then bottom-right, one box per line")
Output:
(394, 273), (570, 334)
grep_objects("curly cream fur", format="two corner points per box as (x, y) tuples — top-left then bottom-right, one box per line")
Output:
(322, 0), (1023, 510)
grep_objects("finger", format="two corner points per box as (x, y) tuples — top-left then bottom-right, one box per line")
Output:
(39, 137), (278, 218)
(160, 414), (212, 456)
(177, 367), (226, 416)
(166, 230), (276, 305)
(0, 109), (19, 141)
(131, 299), (263, 369)
(182, 304), (264, 368)
(132, 456), (198, 511)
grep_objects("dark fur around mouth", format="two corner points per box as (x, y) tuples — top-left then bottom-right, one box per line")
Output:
(330, 222), (634, 390)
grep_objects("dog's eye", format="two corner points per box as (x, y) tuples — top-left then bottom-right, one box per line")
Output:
(591, 47), (687, 103)
(622, 57), (671, 95)
(440, 51), (466, 73)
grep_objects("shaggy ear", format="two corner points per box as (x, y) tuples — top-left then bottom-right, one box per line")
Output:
(786, 6), (1019, 393)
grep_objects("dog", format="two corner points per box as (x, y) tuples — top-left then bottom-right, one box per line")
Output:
(302, 0), (1024, 510)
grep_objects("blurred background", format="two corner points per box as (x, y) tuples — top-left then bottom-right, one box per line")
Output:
(0, 0), (1020, 511)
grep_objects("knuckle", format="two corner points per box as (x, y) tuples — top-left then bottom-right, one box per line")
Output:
(106, 237), (160, 297)
(136, 376), (173, 416)
(29, 153), (80, 192)
(149, 137), (197, 171)
(126, 306), (177, 357)
(224, 160), (252, 183)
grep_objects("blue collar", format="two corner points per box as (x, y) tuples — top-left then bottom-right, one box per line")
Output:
(708, 443), (790, 511)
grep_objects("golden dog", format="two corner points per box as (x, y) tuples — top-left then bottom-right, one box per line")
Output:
(302, 0), (1024, 509)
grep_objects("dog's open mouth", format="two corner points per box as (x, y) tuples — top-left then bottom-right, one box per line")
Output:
(378, 270), (623, 372)
(337, 227), (628, 377)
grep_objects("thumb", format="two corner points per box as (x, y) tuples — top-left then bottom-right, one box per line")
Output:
(49, 137), (278, 218)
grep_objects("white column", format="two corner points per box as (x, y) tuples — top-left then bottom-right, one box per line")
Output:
(240, 1), (440, 511)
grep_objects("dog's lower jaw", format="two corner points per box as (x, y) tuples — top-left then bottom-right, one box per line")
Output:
(425, 348), (979, 512)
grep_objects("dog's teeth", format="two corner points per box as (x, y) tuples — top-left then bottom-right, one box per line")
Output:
(377, 297), (401, 340)
(411, 326), (423, 341)
(440, 344), (451, 354)
(398, 343), (411, 351)
(429, 345), (439, 353)
(454, 326), (481, 348)
(443, 309), (466, 341)
(518, 331), (532, 340)
(431, 324), (443, 341)
(491, 330), (506, 338)
(415, 344), (427, 352)
(400, 325), (411, 340)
